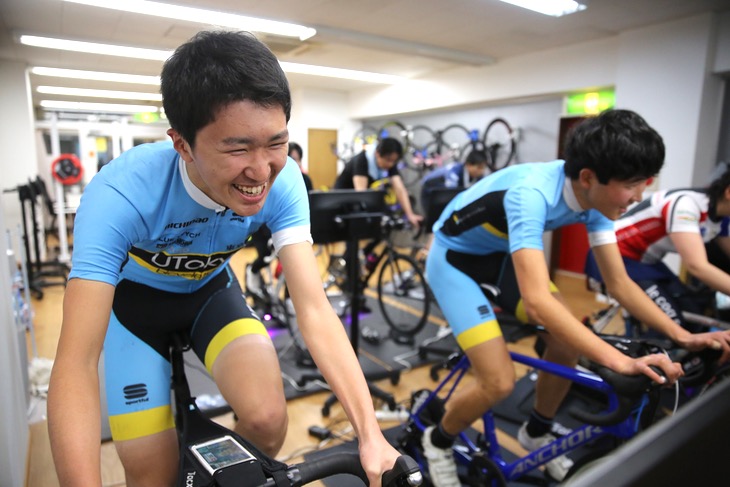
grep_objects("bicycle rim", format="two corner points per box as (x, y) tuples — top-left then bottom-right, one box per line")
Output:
(377, 253), (430, 336)
(482, 118), (515, 172)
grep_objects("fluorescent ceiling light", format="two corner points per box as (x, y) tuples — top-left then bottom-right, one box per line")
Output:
(280, 62), (403, 84)
(40, 100), (158, 113)
(20, 35), (402, 84)
(37, 86), (162, 101)
(31, 67), (160, 85)
(63, 0), (316, 41)
(20, 35), (170, 60)
(497, 0), (586, 17)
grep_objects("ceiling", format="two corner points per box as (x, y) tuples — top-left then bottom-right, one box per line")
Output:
(1, 0), (729, 120)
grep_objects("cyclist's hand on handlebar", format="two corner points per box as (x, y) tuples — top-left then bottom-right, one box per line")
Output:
(618, 353), (683, 385)
(405, 212), (423, 233)
(360, 437), (403, 487)
(676, 329), (730, 364)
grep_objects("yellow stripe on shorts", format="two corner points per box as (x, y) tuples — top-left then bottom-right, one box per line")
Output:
(109, 405), (175, 441)
(514, 281), (559, 324)
(204, 318), (268, 372)
(456, 319), (502, 350)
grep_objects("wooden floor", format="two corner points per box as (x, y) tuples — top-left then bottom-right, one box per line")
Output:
(23, 247), (618, 487)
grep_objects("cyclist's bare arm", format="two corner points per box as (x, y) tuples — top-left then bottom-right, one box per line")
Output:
(671, 232), (730, 296)
(390, 175), (423, 229)
(593, 242), (730, 361)
(512, 247), (681, 383)
(48, 278), (115, 487)
(353, 174), (369, 190)
(278, 241), (400, 486)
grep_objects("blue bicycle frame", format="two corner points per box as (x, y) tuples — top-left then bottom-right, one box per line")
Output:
(409, 351), (650, 483)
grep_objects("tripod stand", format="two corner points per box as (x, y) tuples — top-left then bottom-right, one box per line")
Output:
(299, 190), (400, 416)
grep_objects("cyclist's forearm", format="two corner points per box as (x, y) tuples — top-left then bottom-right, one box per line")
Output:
(685, 261), (730, 297)
(299, 309), (382, 440)
(48, 364), (103, 486)
(527, 293), (633, 370)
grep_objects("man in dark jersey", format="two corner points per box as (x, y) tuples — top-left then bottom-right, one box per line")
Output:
(334, 137), (421, 229)
(47, 31), (402, 487)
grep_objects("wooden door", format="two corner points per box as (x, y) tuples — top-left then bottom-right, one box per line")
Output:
(307, 128), (338, 190)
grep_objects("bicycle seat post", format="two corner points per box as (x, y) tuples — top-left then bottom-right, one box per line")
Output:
(170, 333), (193, 432)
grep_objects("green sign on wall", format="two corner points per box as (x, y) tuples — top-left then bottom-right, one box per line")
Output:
(566, 90), (615, 115)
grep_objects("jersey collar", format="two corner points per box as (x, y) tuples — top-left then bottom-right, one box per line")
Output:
(178, 156), (226, 212)
(562, 176), (584, 212)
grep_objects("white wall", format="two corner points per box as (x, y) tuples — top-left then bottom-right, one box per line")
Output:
(0, 61), (40, 247)
(616, 13), (724, 189)
(0, 197), (30, 487)
(347, 36), (619, 120)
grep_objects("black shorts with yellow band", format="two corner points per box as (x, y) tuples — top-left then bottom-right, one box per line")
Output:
(103, 265), (268, 442)
(425, 241), (558, 351)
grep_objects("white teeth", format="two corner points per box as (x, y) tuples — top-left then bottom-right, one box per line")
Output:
(234, 183), (264, 196)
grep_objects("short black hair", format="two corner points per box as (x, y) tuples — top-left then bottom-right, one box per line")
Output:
(288, 142), (303, 160)
(708, 163), (730, 207)
(563, 109), (665, 184)
(161, 30), (291, 148)
(464, 149), (488, 166)
(376, 137), (404, 159)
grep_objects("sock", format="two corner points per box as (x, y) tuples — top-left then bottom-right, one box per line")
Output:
(526, 410), (553, 438)
(430, 423), (456, 449)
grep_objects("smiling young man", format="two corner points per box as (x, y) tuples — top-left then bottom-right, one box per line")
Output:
(47, 31), (401, 487)
(417, 109), (728, 486)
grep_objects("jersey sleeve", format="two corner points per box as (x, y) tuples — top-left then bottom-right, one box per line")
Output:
(353, 155), (369, 178)
(68, 174), (147, 285)
(504, 185), (548, 253)
(267, 159), (313, 253)
(586, 211), (618, 247)
(667, 195), (703, 234)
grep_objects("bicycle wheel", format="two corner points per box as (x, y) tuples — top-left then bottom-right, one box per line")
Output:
(482, 117), (516, 172)
(377, 252), (430, 339)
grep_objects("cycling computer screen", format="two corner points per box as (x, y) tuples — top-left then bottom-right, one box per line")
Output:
(189, 435), (255, 474)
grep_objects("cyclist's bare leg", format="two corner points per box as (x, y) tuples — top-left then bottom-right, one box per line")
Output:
(440, 336), (516, 435)
(212, 333), (288, 456)
(533, 328), (580, 419)
(115, 428), (178, 487)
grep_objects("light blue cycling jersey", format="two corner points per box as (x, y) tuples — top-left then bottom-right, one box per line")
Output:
(432, 160), (617, 255)
(69, 140), (311, 292)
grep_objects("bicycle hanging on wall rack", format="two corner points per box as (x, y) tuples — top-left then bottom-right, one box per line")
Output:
(482, 117), (517, 172)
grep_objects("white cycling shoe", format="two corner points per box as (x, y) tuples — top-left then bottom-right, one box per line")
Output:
(518, 423), (574, 481)
(421, 426), (461, 487)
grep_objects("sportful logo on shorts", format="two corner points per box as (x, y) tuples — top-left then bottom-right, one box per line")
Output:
(477, 305), (491, 317)
(123, 383), (149, 405)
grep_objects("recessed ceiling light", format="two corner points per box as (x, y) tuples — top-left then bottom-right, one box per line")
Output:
(37, 86), (162, 101)
(497, 0), (586, 17)
(40, 100), (159, 113)
(63, 0), (317, 40)
(31, 67), (160, 85)
(20, 35), (403, 84)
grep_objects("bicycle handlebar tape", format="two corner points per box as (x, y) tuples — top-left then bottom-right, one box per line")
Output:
(568, 366), (654, 426)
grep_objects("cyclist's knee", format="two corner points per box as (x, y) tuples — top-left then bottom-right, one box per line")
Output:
(116, 429), (178, 487)
(476, 372), (515, 403)
(235, 403), (288, 456)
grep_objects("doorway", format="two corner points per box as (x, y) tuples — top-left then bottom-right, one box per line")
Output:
(307, 128), (338, 190)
